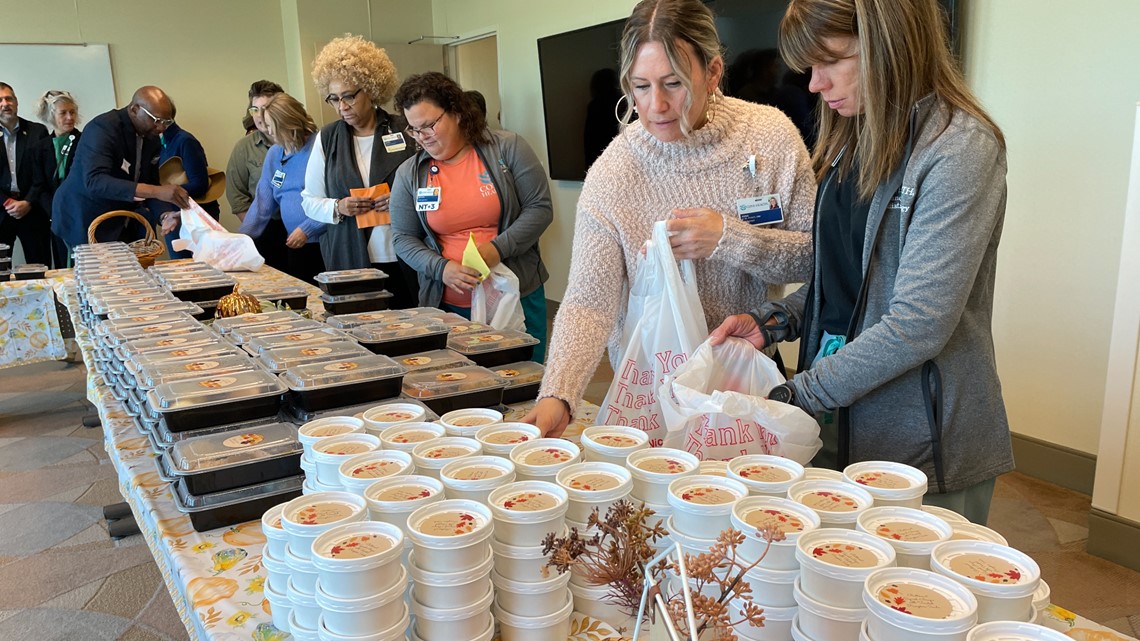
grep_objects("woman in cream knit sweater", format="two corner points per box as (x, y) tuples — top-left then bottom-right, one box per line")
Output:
(527, 0), (816, 437)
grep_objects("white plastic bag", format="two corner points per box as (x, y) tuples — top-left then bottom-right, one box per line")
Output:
(172, 200), (264, 271)
(659, 337), (822, 463)
(596, 221), (708, 446)
(471, 263), (526, 332)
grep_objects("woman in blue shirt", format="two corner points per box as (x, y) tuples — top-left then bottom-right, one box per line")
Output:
(239, 93), (326, 283)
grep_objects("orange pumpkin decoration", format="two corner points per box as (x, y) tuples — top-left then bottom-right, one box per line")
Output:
(262, 598), (271, 615)
(156, 516), (194, 538)
(222, 521), (267, 547)
(188, 576), (238, 608)
(216, 285), (261, 318)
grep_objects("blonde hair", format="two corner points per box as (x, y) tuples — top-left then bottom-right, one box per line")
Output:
(780, 0), (1004, 200)
(618, 0), (723, 136)
(263, 93), (317, 153)
(311, 34), (398, 105)
(36, 90), (79, 130)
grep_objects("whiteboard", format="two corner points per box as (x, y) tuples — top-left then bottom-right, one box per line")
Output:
(0, 43), (117, 128)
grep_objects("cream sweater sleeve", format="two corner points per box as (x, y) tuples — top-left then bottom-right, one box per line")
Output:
(537, 205), (628, 410)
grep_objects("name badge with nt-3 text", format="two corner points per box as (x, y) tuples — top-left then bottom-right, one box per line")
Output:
(416, 187), (441, 212)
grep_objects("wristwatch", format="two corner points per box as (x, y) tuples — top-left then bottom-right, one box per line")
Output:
(768, 383), (796, 406)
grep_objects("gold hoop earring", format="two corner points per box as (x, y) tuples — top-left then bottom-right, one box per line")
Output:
(705, 90), (719, 126)
(614, 94), (635, 125)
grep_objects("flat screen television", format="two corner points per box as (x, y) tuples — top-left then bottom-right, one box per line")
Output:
(536, 0), (960, 182)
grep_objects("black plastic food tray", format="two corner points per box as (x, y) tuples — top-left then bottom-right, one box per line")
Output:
(466, 345), (536, 368)
(193, 301), (219, 321)
(502, 381), (541, 405)
(266, 294), (308, 311)
(157, 394), (284, 432)
(14, 269), (46, 281)
(358, 333), (448, 358)
(416, 387), (505, 415)
(322, 295), (391, 316)
(180, 479), (303, 532)
(182, 452), (303, 496)
(319, 277), (388, 296)
(170, 283), (235, 303)
(287, 376), (403, 413)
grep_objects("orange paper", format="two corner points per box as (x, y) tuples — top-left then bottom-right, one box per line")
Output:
(350, 184), (391, 228)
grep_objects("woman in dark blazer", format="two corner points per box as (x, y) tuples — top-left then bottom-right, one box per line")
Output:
(29, 90), (81, 268)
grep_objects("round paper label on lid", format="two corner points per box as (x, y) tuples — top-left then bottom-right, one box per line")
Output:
(800, 490), (860, 512)
(677, 485), (737, 505)
(317, 441), (372, 456)
(417, 510), (481, 536)
(522, 447), (574, 466)
(267, 516), (283, 529)
(300, 347), (332, 356)
(875, 521), (940, 542)
(326, 533), (394, 560)
(198, 376), (237, 389)
(568, 472), (621, 492)
(743, 508), (806, 534)
(634, 457), (691, 474)
(594, 434), (640, 448)
(811, 542), (880, 568)
(262, 325), (291, 333)
(435, 372), (467, 382)
(375, 410), (417, 422)
(875, 582), (954, 619)
(501, 491), (557, 512)
(450, 416), (496, 427)
(375, 484), (435, 502)
(156, 338), (186, 346)
(449, 465), (506, 481)
(308, 424), (355, 437)
(947, 553), (1023, 584)
(423, 446), (473, 459)
(854, 471), (913, 489)
(736, 464), (793, 483)
(387, 322), (415, 330)
(183, 360), (219, 372)
(391, 430), (436, 444)
(223, 433), (265, 449)
(285, 332), (315, 341)
(351, 460), (406, 478)
(496, 368), (520, 378)
(476, 334), (505, 342)
(290, 501), (356, 526)
(402, 356), (432, 366)
(484, 431), (531, 445)
(169, 348), (202, 357)
(324, 361), (359, 372)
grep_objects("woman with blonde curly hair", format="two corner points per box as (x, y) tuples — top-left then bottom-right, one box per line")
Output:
(29, 90), (81, 268)
(302, 34), (419, 305)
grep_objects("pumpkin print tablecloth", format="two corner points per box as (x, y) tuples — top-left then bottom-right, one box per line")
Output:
(0, 278), (67, 369)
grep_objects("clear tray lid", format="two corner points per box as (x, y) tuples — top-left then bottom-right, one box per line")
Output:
(117, 329), (222, 356)
(324, 310), (409, 329)
(129, 342), (247, 374)
(243, 327), (349, 355)
(400, 307), (457, 318)
(148, 369), (287, 411)
(172, 475), (303, 513)
(88, 292), (174, 314)
(228, 318), (325, 344)
(318, 290), (394, 304)
(447, 328), (539, 355)
(394, 349), (473, 374)
(107, 319), (204, 345)
(155, 415), (284, 448)
(245, 285), (309, 299)
(166, 422), (302, 474)
(78, 269), (148, 283)
(256, 340), (371, 372)
(86, 281), (162, 297)
(350, 317), (448, 343)
(314, 268), (388, 284)
(136, 353), (259, 390)
(280, 353), (405, 390)
(444, 319), (493, 335)
(401, 365), (507, 399)
(491, 361), (545, 387)
(212, 310), (304, 334)
(108, 301), (204, 319)
(164, 276), (237, 291)
(14, 263), (48, 273)
(150, 261), (217, 274)
(96, 312), (196, 335)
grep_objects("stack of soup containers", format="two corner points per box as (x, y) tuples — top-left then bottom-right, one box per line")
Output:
(410, 436), (483, 479)
(308, 432), (382, 494)
(406, 499), (496, 641)
(486, 480), (573, 640)
(474, 423), (543, 457)
(297, 417), (366, 493)
(361, 401), (429, 437)
(509, 438), (583, 484)
(337, 449), (415, 495)
(438, 407), (502, 438)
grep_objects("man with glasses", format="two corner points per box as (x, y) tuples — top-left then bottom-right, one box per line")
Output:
(0, 82), (50, 265)
(52, 86), (190, 257)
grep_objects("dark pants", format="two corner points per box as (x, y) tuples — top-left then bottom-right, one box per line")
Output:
(0, 209), (53, 266)
(372, 258), (420, 310)
(254, 217), (290, 273)
(286, 242), (326, 286)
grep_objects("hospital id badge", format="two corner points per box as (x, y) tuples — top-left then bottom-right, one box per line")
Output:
(736, 193), (784, 226)
(416, 187), (441, 211)
(382, 132), (407, 153)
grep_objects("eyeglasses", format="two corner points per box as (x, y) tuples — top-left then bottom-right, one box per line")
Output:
(248, 106), (263, 115)
(325, 88), (363, 107)
(139, 104), (175, 127)
(404, 111), (447, 138)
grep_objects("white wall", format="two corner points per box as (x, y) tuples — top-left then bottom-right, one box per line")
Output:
(963, 1), (1140, 454)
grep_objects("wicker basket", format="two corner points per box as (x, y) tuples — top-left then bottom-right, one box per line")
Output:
(87, 210), (165, 268)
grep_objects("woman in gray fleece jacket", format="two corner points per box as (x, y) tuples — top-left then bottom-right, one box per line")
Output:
(712, 0), (1014, 524)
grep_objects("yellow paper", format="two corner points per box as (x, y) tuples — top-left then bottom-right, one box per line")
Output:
(462, 232), (491, 280)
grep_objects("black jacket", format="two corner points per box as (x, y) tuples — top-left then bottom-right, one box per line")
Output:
(30, 129), (82, 219)
(0, 117), (50, 201)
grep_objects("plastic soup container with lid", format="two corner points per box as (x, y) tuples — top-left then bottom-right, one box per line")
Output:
(509, 438), (582, 482)
(287, 576), (322, 632)
(317, 603), (410, 641)
(407, 546), (494, 609)
(405, 498), (495, 573)
(491, 525), (568, 583)
(261, 502), (290, 559)
(930, 540), (1041, 624)
(728, 454), (806, 497)
(1033, 579), (1051, 624)
(380, 421), (447, 453)
(795, 527), (897, 608)
(280, 491), (369, 562)
(627, 447), (700, 503)
(843, 461), (929, 508)
(314, 565), (407, 638)
(579, 425), (650, 466)
(299, 416), (365, 451)
(569, 581), (635, 632)
(494, 589), (574, 641)
(475, 422), (542, 457)
(337, 450), (414, 494)
(439, 455), (516, 503)
(488, 480), (570, 546)
(556, 462), (632, 523)
(857, 506), (954, 569)
(923, 504), (970, 524)
(365, 475), (445, 533)
(439, 407), (503, 438)
(263, 578), (291, 633)
(793, 576), (866, 641)
(284, 538), (319, 592)
(666, 474), (747, 539)
(311, 433), (382, 487)
(411, 581), (494, 640)
(802, 467), (846, 482)
(730, 495), (821, 569)
(262, 546), (290, 595)
(949, 521), (1009, 546)
(965, 621), (1072, 641)
(410, 436), (482, 479)
(361, 401), (427, 435)
(788, 479), (874, 529)
(493, 568), (572, 617)
(732, 597), (797, 641)
(863, 567), (979, 641)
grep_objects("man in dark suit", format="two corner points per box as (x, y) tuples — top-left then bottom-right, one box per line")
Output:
(0, 82), (51, 265)
(52, 86), (190, 254)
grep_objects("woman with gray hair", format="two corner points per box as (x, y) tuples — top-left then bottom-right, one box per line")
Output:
(29, 90), (81, 268)
(301, 34), (419, 306)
